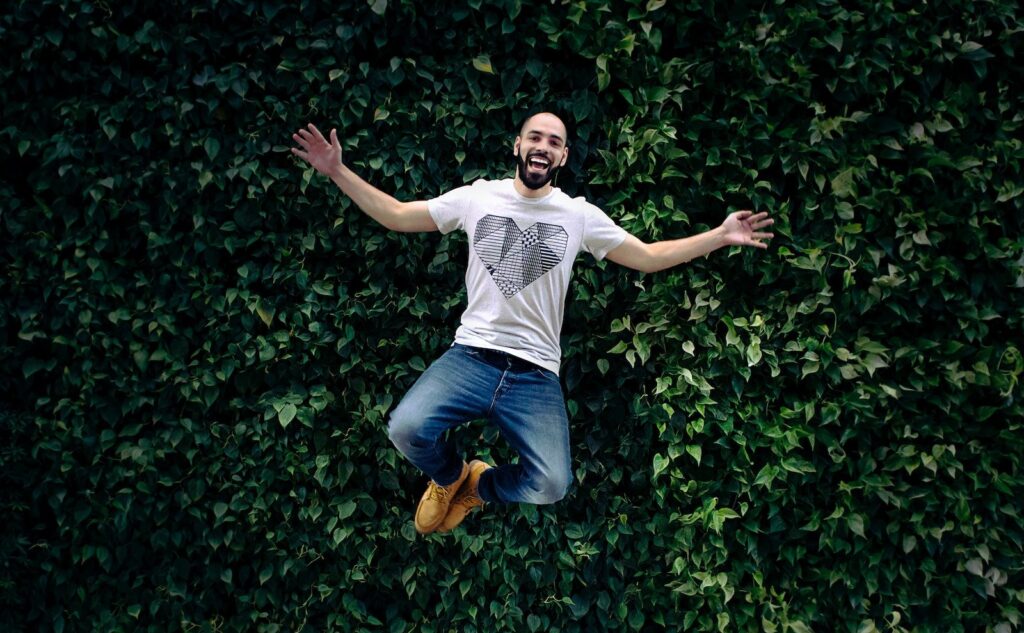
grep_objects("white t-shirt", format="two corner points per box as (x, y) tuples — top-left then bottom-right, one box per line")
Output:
(428, 179), (628, 374)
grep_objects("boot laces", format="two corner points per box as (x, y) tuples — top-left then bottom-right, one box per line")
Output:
(426, 481), (454, 503)
(453, 486), (482, 508)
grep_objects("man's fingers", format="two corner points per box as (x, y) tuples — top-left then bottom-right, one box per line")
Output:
(751, 218), (774, 230)
(290, 147), (310, 161)
(330, 128), (340, 148)
(293, 131), (317, 151)
(740, 211), (770, 225)
(308, 123), (328, 144)
(752, 232), (774, 240)
(294, 125), (339, 154)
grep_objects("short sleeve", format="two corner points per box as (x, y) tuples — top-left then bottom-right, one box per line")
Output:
(427, 184), (476, 234)
(581, 202), (628, 260)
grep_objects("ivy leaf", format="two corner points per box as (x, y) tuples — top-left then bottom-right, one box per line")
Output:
(824, 31), (843, 52)
(848, 514), (866, 538)
(204, 137), (220, 161)
(279, 404), (297, 428)
(903, 535), (917, 553)
(831, 167), (856, 197)
(754, 464), (778, 489)
(965, 558), (984, 576)
(472, 55), (494, 74)
(862, 354), (888, 377)
(257, 301), (275, 327)
(652, 454), (669, 479)
(338, 501), (357, 520)
(788, 621), (814, 633)
(746, 339), (762, 366)
(23, 357), (56, 378)
(960, 41), (994, 61)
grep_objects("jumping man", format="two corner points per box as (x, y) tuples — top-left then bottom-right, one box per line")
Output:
(291, 112), (774, 534)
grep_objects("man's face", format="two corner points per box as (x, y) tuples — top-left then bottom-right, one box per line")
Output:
(513, 113), (569, 190)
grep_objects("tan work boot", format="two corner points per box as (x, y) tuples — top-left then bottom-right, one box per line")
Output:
(437, 460), (493, 533)
(414, 462), (470, 534)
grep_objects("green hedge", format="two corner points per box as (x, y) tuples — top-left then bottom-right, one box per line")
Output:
(2, 0), (1022, 631)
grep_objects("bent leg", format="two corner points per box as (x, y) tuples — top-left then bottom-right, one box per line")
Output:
(387, 346), (496, 486)
(477, 368), (572, 505)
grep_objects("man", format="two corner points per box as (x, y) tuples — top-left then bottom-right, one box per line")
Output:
(291, 112), (773, 535)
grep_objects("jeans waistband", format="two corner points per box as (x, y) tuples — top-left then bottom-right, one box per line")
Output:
(453, 343), (546, 373)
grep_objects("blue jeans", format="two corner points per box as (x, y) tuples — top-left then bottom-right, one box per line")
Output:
(387, 344), (571, 505)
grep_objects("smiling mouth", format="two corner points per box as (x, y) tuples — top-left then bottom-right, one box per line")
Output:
(527, 155), (551, 171)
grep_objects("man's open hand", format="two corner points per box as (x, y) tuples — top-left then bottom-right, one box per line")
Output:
(721, 211), (774, 249)
(291, 123), (342, 177)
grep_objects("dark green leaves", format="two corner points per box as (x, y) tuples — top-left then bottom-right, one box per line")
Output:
(2, 0), (1021, 632)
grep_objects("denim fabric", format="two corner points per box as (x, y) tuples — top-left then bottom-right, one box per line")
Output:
(387, 343), (571, 505)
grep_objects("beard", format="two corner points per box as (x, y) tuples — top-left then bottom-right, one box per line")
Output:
(515, 151), (561, 190)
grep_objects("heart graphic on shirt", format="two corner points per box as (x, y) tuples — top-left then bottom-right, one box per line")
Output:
(473, 214), (569, 298)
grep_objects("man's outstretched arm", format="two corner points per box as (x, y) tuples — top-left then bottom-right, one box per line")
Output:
(605, 211), (774, 273)
(291, 123), (438, 233)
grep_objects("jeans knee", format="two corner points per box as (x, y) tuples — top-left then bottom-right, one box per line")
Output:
(387, 406), (418, 453)
(527, 471), (571, 505)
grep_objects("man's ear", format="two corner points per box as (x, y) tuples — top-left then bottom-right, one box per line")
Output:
(558, 146), (569, 167)
(513, 136), (521, 156)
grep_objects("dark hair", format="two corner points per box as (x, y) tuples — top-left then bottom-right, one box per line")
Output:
(516, 108), (575, 146)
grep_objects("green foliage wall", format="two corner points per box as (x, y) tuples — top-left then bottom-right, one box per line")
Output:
(2, 0), (1022, 631)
